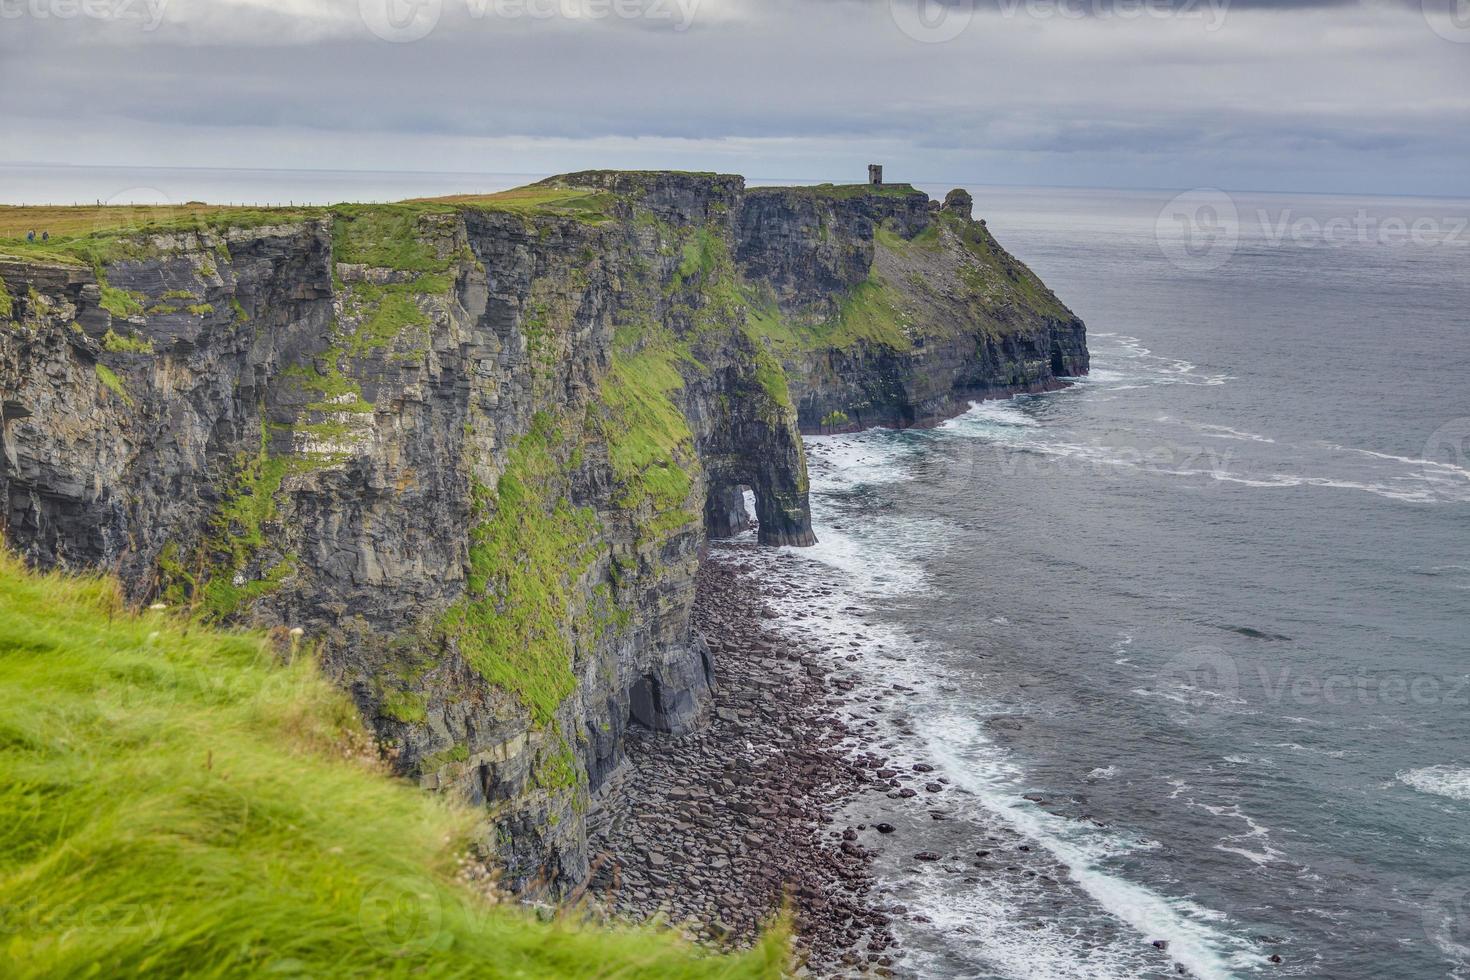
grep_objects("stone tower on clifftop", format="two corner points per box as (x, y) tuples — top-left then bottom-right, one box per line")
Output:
(868, 164), (883, 186)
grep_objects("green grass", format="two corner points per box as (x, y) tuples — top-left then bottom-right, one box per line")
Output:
(94, 364), (134, 407)
(281, 359), (375, 416)
(439, 414), (604, 726)
(0, 207), (319, 268)
(99, 283), (144, 318)
(827, 273), (911, 350)
(0, 203), (310, 241)
(674, 227), (720, 288)
(741, 213), (1071, 359)
(0, 275), (12, 320)
(158, 432), (297, 622)
(420, 187), (617, 224)
(355, 291), (429, 354)
(743, 269), (910, 355)
(0, 549), (788, 978)
(330, 204), (456, 273)
(379, 689), (429, 725)
(597, 348), (700, 534)
(102, 328), (155, 354)
(819, 410), (851, 431)
(874, 222), (940, 254)
(947, 214), (1072, 321)
(748, 343), (794, 424)
(342, 281), (439, 358)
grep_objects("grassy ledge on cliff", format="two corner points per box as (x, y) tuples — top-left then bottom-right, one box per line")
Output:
(0, 549), (787, 978)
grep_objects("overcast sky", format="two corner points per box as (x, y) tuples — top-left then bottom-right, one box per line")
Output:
(1, 0), (1467, 196)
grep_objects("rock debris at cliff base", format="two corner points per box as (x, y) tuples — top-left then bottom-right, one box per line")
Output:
(586, 551), (898, 975)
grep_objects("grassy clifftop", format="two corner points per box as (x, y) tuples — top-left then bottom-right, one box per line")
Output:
(0, 549), (786, 978)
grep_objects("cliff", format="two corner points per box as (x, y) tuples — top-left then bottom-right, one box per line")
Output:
(0, 172), (1086, 894)
(0, 549), (787, 977)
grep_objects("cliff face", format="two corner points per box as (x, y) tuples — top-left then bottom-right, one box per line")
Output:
(0, 172), (1085, 891)
(735, 185), (1088, 430)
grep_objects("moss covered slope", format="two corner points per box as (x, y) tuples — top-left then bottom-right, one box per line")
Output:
(0, 549), (786, 978)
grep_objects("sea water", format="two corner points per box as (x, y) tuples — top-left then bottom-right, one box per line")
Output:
(744, 185), (1470, 978)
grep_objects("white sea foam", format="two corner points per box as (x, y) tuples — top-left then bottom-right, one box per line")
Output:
(939, 399), (1041, 431)
(753, 409), (1268, 979)
(1195, 423), (1277, 444)
(922, 719), (1264, 980)
(1399, 765), (1470, 802)
(804, 430), (918, 492)
(1268, 742), (1346, 759)
(812, 340), (1467, 506)
(896, 866), (1165, 980)
(1087, 334), (1234, 388)
(1188, 799), (1285, 867)
(1328, 444), (1470, 481)
(798, 519), (932, 597)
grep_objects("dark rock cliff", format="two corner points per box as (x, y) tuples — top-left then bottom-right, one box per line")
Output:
(0, 171), (1086, 892)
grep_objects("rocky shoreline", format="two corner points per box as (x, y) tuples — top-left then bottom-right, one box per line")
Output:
(584, 544), (900, 975)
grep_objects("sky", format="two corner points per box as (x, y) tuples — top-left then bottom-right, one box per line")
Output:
(1, 0), (1467, 197)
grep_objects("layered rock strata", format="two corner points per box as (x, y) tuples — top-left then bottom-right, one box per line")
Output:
(0, 171), (1086, 893)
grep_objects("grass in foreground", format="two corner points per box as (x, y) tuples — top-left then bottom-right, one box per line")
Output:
(0, 549), (787, 978)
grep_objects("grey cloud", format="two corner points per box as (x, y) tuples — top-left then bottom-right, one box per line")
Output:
(0, 0), (1466, 196)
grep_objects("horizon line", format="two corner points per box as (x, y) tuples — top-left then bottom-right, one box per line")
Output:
(1, 161), (1467, 206)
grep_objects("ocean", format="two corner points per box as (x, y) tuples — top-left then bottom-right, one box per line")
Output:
(734, 184), (1470, 978)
